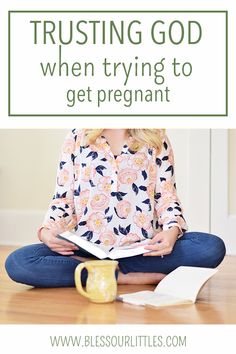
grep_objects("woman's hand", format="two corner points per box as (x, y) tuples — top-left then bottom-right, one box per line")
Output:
(39, 228), (79, 255)
(143, 226), (180, 257)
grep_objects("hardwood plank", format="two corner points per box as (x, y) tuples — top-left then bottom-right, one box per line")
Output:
(0, 245), (236, 324)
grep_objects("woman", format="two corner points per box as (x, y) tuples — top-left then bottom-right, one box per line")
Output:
(5, 129), (226, 287)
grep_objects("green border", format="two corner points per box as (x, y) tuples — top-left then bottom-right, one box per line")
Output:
(8, 10), (228, 117)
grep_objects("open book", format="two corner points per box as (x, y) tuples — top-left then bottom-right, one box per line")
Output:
(58, 231), (151, 259)
(117, 266), (218, 307)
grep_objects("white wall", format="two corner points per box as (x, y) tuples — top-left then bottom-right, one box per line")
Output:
(229, 130), (236, 215)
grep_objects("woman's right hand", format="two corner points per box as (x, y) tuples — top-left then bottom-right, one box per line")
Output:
(39, 228), (79, 255)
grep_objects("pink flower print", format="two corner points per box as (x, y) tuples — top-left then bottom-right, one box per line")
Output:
(99, 231), (116, 246)
(76, 189), (90, 210)
(128, 153), (149, 170)
(97, 176), (112, 195)
(74, 164), (80, 181)
(119, 233), (141, 246)
(57, 169), (69, 186)
(168, 148), (174, 166)
(133, 211), (152, 230)
(62, 138), (74, 154)
(89, 144), (99, 152)
(81, 165), (96, 182)
(161, 181), (176, 195)
(116, 200), (131, 218)
(149, 163), (157, 183)
(118, 168), (138, 184)
(87, 212), (107, 233)
(90, 193), (110, 211)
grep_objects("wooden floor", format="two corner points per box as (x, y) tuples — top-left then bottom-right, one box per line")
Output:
(1, 246), (236, 324)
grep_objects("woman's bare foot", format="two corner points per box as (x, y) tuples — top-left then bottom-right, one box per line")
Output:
(117, 271), (166, 285)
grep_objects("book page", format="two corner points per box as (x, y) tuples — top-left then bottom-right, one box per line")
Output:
(110, 239), (150, 259)
(154, 266), (218, 303)
(59, 231), (108, 259)
(118, 291), (186, 307)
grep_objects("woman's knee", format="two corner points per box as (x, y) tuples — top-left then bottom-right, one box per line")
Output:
(207, 234), (226, 267)
(5, 244), (43, 286)
(195, 232), (226, 268)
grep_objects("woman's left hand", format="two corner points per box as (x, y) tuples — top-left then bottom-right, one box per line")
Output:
(143, 226), (180, 257)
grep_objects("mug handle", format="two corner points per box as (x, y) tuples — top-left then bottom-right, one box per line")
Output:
(74, 263), (91, 299)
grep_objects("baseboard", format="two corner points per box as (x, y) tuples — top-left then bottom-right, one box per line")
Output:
(0, 209), (45, 245)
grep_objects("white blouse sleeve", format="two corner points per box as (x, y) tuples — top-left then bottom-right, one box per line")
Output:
(40, 129), (80, 234)
(154, 135), (188, 235)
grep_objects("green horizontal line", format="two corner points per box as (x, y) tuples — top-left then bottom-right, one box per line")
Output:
(9, 114), (228, 117)
(8, 10), (228, 14)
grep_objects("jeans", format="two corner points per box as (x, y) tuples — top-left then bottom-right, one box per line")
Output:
(5, 232), (226, 288)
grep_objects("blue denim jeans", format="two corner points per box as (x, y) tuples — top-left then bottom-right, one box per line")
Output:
(5, 232), (226, 288)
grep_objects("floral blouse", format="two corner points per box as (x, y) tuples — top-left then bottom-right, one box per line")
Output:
(41, 129), (187, 248)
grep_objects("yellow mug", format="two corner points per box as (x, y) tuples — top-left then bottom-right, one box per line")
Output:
(75, 260), (118, 303)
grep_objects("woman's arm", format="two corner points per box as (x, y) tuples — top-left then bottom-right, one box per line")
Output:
(144, 134), (188, 256)
(38, 129), (81, 246)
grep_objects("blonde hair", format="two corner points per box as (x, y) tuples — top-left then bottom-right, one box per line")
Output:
(83, 129), (165, 153)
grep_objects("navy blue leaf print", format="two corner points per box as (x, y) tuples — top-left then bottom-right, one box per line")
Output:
(95, 239), (101, 244)
(162, 155), (168, 161)
(65, 204), (69, 208)
(156, 158), (162, 166)
(86, 151), (98, 160)
(136, 206), (142, 212)
(114, 207), (126, 219)
(132, 183), (139, 195)
(100, 158), (107, 162)
(112, 192), (127, 201)
(160, 177), (166, 182)
(104, 207), (110, 214)
(106, 215), (113, 223)
(96, 165), (106, 176)
(59, 161), (66, 170)
(139, 185), (147, 191)
(71, 154), (76, 163)
(167, 207), (173, 211)
(165, 165), (174, 176)
(142, 170), (147, 180)
(80, 146), (83, 153)
(167, 221), (177, 225)
(50, 216), (55, 221)
(113, 227), (119, 235)
(58, 207), (65, 212)
(142, 198), (150, 205)
(51, 205), (57, 211)
(83, 206), (88, 215)
(126, 224), (131, 233)
(148, 148), (153, 155)
(78, 221), (86, 226)
(119, 225), (127, 235)
(81, 230), (93, 238)
(81, 163), (86, 167)
(155, 220), (159, 228)
(89, 179), (95, 187)
(164, 141), (168, 150)
(63, 213), (69, 217)
(54, 192), (67, 199)
(141, 228), (148, 238)
(87, 233), (93, 241)
(74, 185), (81, 196)
(174, 206), (182, 212)
(154, 192), (161, 200)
